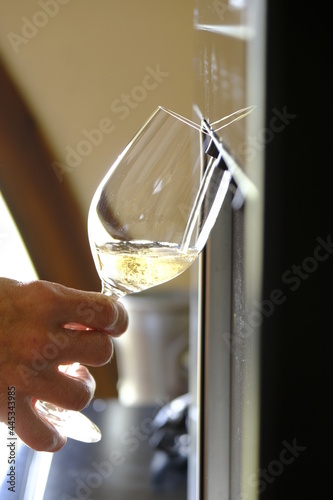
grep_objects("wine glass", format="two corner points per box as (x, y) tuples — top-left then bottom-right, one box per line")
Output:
(87, 105), (256, 299)
(36, 105), (255, 444)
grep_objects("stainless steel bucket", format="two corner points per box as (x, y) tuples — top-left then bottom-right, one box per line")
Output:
(114, 291), (189, 405)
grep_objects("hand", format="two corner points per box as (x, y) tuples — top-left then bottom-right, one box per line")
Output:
(0, 278), (128, 452)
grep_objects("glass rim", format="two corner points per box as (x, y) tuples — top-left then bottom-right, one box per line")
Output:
(158, 104), (256, 134)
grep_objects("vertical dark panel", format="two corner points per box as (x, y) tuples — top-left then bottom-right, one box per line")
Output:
(261, 3), (333, 498)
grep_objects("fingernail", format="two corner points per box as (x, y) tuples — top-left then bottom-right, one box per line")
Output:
(47, 432), (66, 452)
(107, 301), (128, 334)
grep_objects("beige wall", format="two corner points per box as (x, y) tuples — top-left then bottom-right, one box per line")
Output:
(0, 0), (194, 216)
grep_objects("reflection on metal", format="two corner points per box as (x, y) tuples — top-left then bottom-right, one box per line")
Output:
(115, 291), (189, 406)
(191, 0), (266, 499)
(194, 24), (255, 41)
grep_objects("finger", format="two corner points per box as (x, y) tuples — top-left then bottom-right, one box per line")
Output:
(14, 395), (67, 452)
(47, 284), (129, 336)
(66, 296), (128, 337)
(55, 330), (114, 367)
(25, 365), (96, 412)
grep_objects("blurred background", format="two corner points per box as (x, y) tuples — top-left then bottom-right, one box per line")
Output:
(0, 0), (194, 399)
(1, 2), (332, 499)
